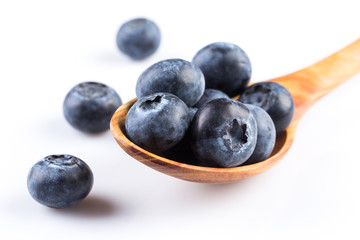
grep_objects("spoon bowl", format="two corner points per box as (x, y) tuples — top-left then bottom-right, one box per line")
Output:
(110, 39), (360, 183)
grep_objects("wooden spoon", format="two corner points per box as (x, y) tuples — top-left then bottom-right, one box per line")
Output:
(110, 39), (360, 183)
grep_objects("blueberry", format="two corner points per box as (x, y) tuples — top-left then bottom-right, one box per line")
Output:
(194, 88), (230, 108)
(190, 98), (257, 168)
(125, 92), (190, 154)
(192, 42), (252, 97)
(136, 58), (205, 107)
(63, 81), (122, 133)
(27, 154), (93, 208)
(238, 82), (294, 135)
(116, 18), (161, 60)
(243, 104), (276, 164)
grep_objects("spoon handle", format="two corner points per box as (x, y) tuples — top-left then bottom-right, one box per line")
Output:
(272, 38), (360, 120)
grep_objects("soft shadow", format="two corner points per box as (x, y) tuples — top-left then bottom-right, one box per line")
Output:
(94, 50), (134, 65)
(51, 195), (120, 218)
(186, 176), (262, 200)
(199, 177), (255, 190)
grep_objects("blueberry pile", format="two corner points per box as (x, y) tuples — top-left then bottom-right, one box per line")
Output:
(125, 42), (295, 168)
(27, 17), (295, 209)
(28, 17), (160, 208)
(28, 81), (122, 208)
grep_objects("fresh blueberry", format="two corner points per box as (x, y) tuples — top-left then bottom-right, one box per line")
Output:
(238, 82), (294, 135)
(63, 81), (122, 133)
(125, 92), (190, 154)
(194, 88), (229, 108)
(136, 58), (205, 107)
(116, 18), (161, 60)
(192, 42), (252, 97)
(190, 98), (257, 168)
(243, 104), (276, 165)
(27, 154), (93, 208)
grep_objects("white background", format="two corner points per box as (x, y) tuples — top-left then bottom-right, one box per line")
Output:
(1, 0), (359, 239)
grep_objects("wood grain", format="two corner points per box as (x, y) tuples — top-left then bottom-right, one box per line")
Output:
(110, 39), (360, 183)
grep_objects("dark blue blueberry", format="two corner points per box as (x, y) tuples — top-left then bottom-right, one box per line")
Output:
(192, 42), (252, 97)
(125, 92), (190, 154)
(238, 82), (294, 135)
(136, 58), (205, 107)
(243, 104), (276, 165)
(27, 154), (94, 208)
(63, 81), (122, 133)
(116, 18), (161, 60)
(194, 88), (230, 108)
(190, 98), (257, 168)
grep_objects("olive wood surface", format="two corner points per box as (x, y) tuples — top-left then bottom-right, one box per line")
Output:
(110, 39), (360, 183)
